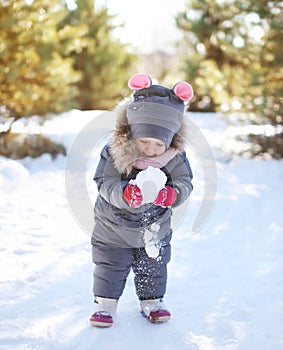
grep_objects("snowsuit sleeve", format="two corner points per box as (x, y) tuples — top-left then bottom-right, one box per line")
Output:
(164, 151), (193, 208)
(93, 145), (132, 210)
(94, 145), (153, 214)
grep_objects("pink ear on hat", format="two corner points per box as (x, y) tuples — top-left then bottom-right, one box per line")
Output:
(173, 81), (194, 101)
(128, 74), (152, 90)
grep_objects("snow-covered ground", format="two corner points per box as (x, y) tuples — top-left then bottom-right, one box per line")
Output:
(1, 110), (282, 350)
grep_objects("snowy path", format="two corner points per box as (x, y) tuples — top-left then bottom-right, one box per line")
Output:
(1, 111), (282, 349)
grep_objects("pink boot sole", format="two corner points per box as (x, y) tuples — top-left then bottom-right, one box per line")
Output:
(142, 309), (171, 323)
(90, 311), (113, 328)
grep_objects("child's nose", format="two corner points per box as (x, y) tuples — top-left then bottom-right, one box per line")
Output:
(146, 146), (156, 154)
(146, 144), (156, 153)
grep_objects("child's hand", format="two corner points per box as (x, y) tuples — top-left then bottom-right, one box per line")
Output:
(123, 183), (143, 208)
(154, 186), (177, 207)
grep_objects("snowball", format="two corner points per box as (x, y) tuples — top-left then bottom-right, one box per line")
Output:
(132, 166), (167, 203)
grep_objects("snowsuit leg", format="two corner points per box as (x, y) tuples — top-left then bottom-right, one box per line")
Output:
(132, 234), (171, 300)
(92, 241), (134, 299)
(92, 233), (171, 301)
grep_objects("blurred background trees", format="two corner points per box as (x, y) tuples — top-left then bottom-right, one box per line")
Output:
(60, 0), (134, 110)
(0, 0), (134, 158)
(0, 0), (80, 122)
(0, 0), (282, 158)
(176, 0), (283, 157)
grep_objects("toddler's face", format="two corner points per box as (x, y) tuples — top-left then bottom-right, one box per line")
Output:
(135, 138), (166, 157)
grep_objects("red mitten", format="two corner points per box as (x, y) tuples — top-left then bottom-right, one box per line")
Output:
(154, 186), (177, 207)
(123, 183), (143, 208)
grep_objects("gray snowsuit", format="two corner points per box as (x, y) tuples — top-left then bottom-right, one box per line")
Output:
(91, 105), (193, 300)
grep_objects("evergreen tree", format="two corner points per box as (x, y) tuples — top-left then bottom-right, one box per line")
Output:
(176, 0), (283, 157)
(62, 0), (135, 110)
(0, 0), (80, 124)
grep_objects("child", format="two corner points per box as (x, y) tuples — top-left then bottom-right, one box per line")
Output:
(90, 73), (194, 327)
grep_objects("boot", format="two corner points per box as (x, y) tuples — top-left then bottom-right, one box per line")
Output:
(140, 298), (171, 323)
(90, 297), (118, 327)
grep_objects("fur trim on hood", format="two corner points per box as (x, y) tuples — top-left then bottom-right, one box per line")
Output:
(109, 103), (190, 175)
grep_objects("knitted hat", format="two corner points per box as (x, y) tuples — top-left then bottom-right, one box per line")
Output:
(127, 74), (193, 146)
